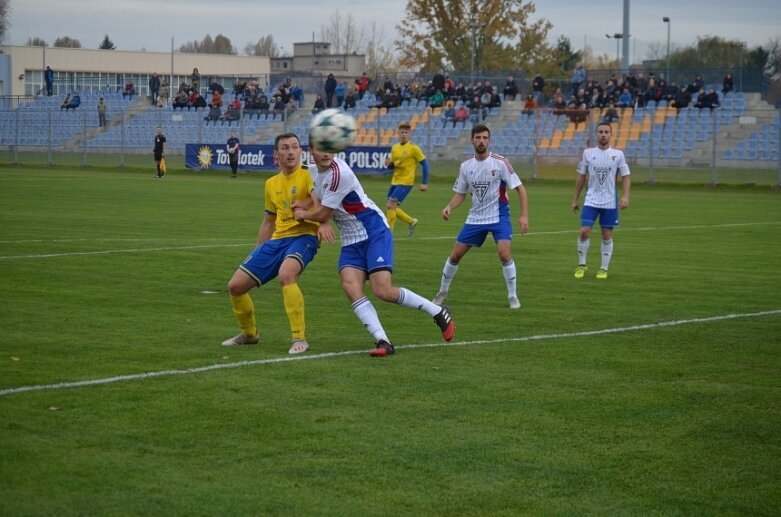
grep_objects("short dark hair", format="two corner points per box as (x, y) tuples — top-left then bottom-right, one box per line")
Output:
(275, 132), (300, 149)
(597, 121), (613, 131)
(471, 124), (490, 138)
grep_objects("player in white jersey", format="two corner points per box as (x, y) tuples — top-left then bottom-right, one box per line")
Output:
(571, 121), (631, 280)
(293, 146), (455, 357)
(433, 124), (529, 309)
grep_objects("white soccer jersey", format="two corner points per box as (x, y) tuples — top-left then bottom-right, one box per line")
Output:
(577, 146), (630, 209)
(312, 157), (388, 246)
(454, 152), (522, 225)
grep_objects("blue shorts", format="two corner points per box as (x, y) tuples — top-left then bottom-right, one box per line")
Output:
(339, 228), (394, 274)
(581, 206), (620, 229)
(457, 219), (513, 247)
(387, 185), (413, 204)
(239, 235), (318, 285)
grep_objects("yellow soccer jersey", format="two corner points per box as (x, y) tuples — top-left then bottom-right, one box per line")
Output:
(264, 165), (319, 239)
(389, 141), (426, 186)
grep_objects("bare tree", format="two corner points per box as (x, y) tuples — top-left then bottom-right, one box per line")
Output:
(364, 21), (397, 77)
(245, 35), (280, 57)
(0, 0), (9, 44)
(765, 37), (781, 76)
(319, 9), (366, 55)
(180, 34), (236, 54)
(26, 37), (48, 47)
(53, 36), (82, 48)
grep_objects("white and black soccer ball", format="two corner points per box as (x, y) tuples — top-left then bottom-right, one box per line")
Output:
(309, 109), (356, 153)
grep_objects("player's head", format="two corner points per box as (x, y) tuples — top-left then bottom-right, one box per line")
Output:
(230, 130), (237, 137)
(308, 138), (334, 172)
(274, 133), (302, 173)
(397, 122), (411, 142)
(596, 121), (612, 148)
(156, 126), (162, 134)
(470, 124), (491, 155)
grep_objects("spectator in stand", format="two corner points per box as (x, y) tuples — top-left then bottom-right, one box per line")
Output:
(123, 80), (136, 100)
(616, 88), (633, 109)
(441, 105), (456, 128)
(600, 102), (619, 124)
(490, 88), (502, 109)
(64, 93), (81, 111)
(663, 81), (678, 104)
(428, 89), (445, 109)
(357, 72), (370, 100)
(567, 100), (587, 129)
(149, 73), (161, 106)
(210, 81), (225, 96)
(432, 71), (446, 93)
(551, 92), (567, 116)
(44, 66), (55, 96)
(158, 78), (170, 108)
(233, 80), (246, 100)
(571, 64), (586, 95)
(224, 98), (242, 125)
(60, 94), (72, 110)
(190, 68), (201, 93)
(204, 104), (222, 124)
(722, 73), (734, 95)
(290, 83), (304, 108)
(480, 89), (492, 114)
(311, 94), (326, 115)
(532, 73), (545, 104)
(687, 74), (705, 94)
(671, 85), (691, 114)
(522, 94), (538, 116)
(324, 73), (337, 108)
(210, 89), (224, 109)
(454, 82), (467, 102)
(695, 88), (721, 111)
(335, 81), (346, 107)
(189, 91), (207, 111)
(272, 95), (286, 120)
(97, 97), (107, 127)
(468, 94), (486, 122)
(503, 76), (519, 101)
(343, 89), (357, 110)
(173, 90), (189, 110)
(256, 95), (271, 119)
(453, 103), (470, 127)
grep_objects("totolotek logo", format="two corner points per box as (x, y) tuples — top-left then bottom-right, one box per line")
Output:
(214, 148), (267, 166)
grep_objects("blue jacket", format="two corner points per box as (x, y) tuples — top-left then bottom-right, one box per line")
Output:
(335, 83), (346, 98)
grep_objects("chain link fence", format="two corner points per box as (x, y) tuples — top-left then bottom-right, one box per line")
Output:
(1, 96), (779, 186)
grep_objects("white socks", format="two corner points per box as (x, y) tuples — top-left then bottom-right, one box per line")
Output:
(577, 237), (590, 266)
(397, 287), (440, 317)
(601, 239), (613, 270)
(351, 296), (389, 343)
(439, 258), (459, 294)
(502, 259), (517, 298)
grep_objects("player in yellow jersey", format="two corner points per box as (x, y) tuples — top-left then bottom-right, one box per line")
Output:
(222, 133), (333, 354)
(384, 121), (430, 236)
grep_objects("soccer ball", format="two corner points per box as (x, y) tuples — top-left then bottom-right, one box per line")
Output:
(309, 109), (356, 153)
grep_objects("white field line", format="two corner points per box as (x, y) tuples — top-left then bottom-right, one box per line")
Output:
(1, 309), (779, 398)
(1, 221), (780, 260)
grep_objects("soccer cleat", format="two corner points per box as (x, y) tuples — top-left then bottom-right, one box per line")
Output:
(288, 340), (309, 355)
(407, 219), (418, 237)
(508, 296), (522, 309)
(370, 339), (395, 357)
(432, 291), (448, 305)
(221, 332), (259, 346)
(433, 305), (456, 342)
(574, 265), (588, 279)
(596, 269), (609, 280)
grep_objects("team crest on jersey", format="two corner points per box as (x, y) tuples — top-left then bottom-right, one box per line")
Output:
(491, 169), (497, 177)
(472, 181), (490, 202)
(291, 186), (298, 195)
(597, 169), (610, 184)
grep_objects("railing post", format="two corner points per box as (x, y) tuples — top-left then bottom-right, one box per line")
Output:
(710, 110), (718, 186)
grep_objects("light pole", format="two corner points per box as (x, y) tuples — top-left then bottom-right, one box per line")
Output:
(605, 33), (623, 70)
(663, 17), (671, 82)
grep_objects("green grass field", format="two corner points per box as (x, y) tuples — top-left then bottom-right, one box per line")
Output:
(1, 165), (780, 515)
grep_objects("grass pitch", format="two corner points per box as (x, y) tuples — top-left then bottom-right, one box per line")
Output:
(1, 165), (780, 515)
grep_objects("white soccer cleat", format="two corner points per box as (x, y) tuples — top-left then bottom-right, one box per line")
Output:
(508, 296), (522, 309)
(288, 340), (310, 355)
(221, 333), (259, 346)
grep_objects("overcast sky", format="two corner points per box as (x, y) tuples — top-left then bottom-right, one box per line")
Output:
(7, 0), (781, 63)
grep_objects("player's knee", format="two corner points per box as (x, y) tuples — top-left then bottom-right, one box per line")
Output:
(227, 280), (246, 297)
(372, 285), (397, 302)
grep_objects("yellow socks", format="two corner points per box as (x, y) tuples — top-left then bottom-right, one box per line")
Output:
(386, 208), (397, 230)
(282, 283), (306, 341)
(395, 207), (414, 225)
(230, 293), (257, 337)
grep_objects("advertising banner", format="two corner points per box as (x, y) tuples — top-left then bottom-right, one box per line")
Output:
(185, 144), (391, 174)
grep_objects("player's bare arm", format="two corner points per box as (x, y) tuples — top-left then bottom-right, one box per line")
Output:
(572, 174), (587, 212)
(620, 176), (631, 209)
(516, 185), (529, 234)
(294, 204), (334, 224)
(442, 193), (466, 221)
(257, 213), (275, 245)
